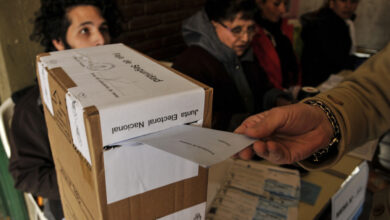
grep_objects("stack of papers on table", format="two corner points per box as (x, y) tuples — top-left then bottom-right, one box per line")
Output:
(207, 160), (300, 220)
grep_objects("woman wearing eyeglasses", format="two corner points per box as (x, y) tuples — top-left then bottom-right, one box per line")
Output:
(252, 0), (301, 97)
(300, 0), (360, 87)
(172, 0), (275, 131)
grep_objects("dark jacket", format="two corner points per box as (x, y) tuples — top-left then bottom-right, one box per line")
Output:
(300, 7), (355, 87)
(173, 10), (272, 131)
(8, 85), (63, 219)
(252, 17), (301, 90)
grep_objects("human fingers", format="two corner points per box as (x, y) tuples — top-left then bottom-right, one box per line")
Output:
(234, 123), (248, 134)
(235, 146), (255, 160)
(251, 140), (269, 158)
(234, 112), (265, 134)
(254, 132), (326, 164)
(243, 109), (285, 139)
(252, 140), (292, 164)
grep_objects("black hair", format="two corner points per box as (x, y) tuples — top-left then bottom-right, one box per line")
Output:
(204, 0), (257, 22)
(30, 0), (122, 52)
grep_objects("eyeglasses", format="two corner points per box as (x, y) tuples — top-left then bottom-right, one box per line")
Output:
(218, 21), (257, 37)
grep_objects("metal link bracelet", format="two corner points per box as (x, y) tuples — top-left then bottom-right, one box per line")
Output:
(304, 100), (341, 163)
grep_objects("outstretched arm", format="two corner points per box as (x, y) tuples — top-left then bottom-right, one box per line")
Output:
(235, 102), (333, 164)
(236, 42), (390, 170)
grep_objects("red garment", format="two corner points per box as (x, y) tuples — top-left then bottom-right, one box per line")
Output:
(252, 19), (300, 90)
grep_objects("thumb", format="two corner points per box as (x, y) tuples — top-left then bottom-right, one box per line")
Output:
(243, 108), (286, 139)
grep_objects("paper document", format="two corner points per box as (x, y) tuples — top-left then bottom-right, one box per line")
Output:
(347, 139), (378, 161)
(331, 161), (369, 220)
(318, 74), (344, 92)
(103, 125), (255, 204)
(157, 202), (206, 220)
(207, 160), (300, 220)
(104, 142), (198, 204)
(119, 125), (256, 167)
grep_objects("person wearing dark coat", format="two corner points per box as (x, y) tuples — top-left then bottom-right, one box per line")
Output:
(300, 0), (360, 86)
(173, 0), (275, 131)
(252, 0), (301, 91)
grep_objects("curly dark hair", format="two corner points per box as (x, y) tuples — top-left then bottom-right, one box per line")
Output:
(30, 0), (122, 52)
(204, 0), (257, 22)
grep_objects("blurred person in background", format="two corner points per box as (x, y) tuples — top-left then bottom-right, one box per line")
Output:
(252, 0), (301, 107)
(8, 0), (121, 219)
(173, 0), (278, 131)
(300, 0), (360, 87)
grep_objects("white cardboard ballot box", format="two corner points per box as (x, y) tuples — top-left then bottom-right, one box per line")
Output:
(37, 44), (214, 220)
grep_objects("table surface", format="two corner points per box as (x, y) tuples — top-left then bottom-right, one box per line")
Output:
(207, 155), (364, 220)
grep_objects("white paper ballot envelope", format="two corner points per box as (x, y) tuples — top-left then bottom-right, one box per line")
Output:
(131, 125), (256, 167)
(37, 44), (205, 165)
(104, 125), (256, 204)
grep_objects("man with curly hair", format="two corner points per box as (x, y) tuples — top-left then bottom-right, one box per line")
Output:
(8, 0), (121, 219)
